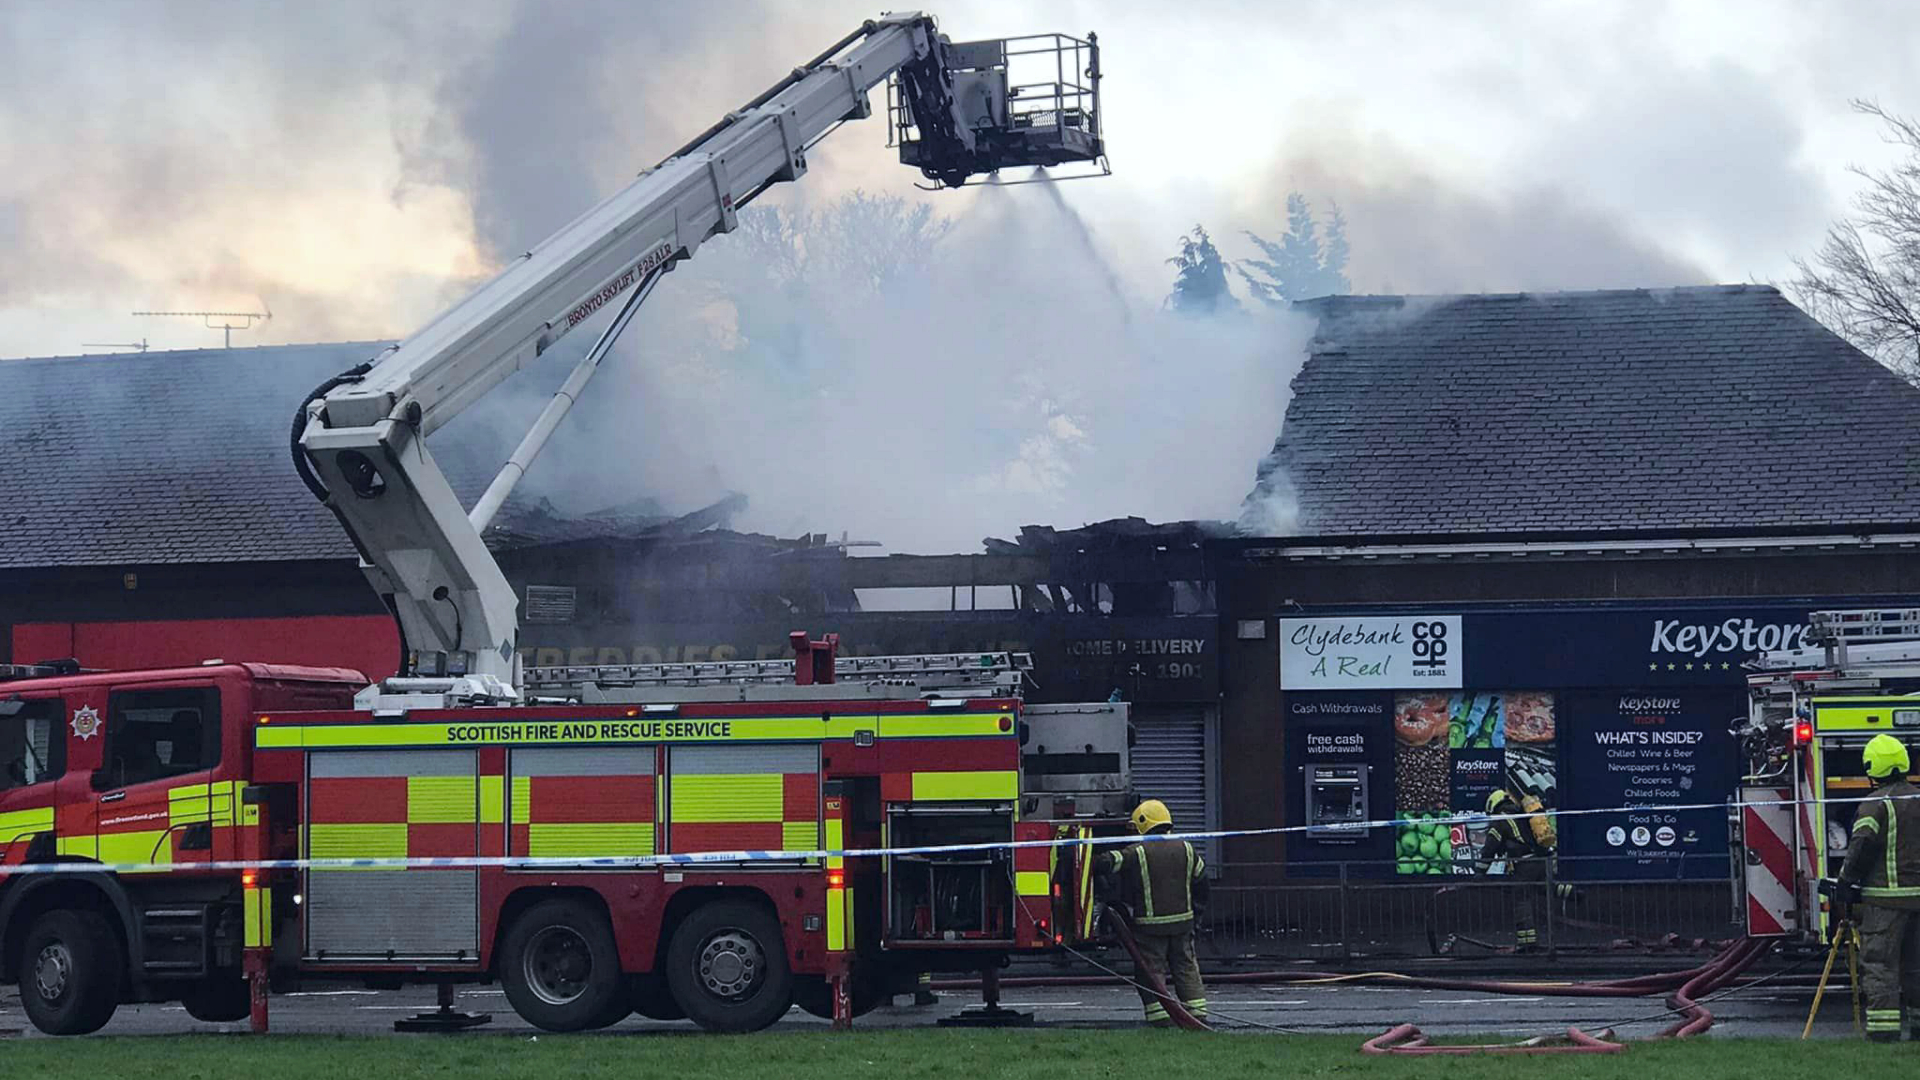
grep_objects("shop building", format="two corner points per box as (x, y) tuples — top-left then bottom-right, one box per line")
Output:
(1220, 286), (1920, 885)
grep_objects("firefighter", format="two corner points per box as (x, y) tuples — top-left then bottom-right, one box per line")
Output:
(1096, 799), (1208, 1026)
(1835, 734), (1920, 1042)
(1478, 785), (1563, 952)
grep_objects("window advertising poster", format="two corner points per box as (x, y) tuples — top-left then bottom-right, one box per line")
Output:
(1558, 689), (1740, 880)
(1392, 692), (1558, 875)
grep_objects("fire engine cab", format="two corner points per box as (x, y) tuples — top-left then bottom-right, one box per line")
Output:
(1, 11), (1118, 1035)
(1737, 609), (1920, 943)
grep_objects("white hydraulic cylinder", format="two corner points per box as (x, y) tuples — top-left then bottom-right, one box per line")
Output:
(467, 263), (669, 534)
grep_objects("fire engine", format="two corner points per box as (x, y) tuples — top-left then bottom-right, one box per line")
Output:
(0, 13), (1121, 1035)
(1736, 608), (1920, 943)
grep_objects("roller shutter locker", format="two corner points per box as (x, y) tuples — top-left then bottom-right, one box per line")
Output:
(667, 744), (820, 857)
(1129, 708), (1216, 867)
(305, 749), (479, 958)
(510, 745), (657, 859)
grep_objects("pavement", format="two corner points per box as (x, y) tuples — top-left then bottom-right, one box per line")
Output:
(0, 976), (1848, 1040)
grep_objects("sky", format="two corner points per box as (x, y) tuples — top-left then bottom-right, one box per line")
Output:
(1, 0), (1912, 358)
(0, 1), (1914, 552)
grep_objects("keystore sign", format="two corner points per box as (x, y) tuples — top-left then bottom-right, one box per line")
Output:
(1647, 617), (1810, 661)
(1280, 616), (1462, 690)
(1285, 601), (1920, 689)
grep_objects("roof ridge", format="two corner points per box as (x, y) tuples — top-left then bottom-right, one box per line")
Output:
(0, 340), (395, 366)
(1294, 283), (1772, 311)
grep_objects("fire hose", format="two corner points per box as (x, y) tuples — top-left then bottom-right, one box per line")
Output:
(1361, 937), (1771, 1053)
(936, 935), (1779, 1048)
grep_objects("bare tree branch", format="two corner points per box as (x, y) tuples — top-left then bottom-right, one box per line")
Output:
(1790, 100), (1920, 381)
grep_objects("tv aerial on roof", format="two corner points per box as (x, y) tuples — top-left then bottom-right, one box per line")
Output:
(132, 303), (272, 348)
(80, 338), (150, 354)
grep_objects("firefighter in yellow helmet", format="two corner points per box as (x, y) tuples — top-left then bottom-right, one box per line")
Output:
(1096, 799), (1208, 1026)
(1836, 734), (1920, 1042)
(1478, 784), (1561, 952)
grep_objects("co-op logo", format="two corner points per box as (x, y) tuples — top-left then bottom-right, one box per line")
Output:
(1649, 617), (1809, 659)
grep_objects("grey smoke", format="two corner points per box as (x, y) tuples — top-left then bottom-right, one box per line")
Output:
(1247, 151), (1709, 295)
(456, 189), (1313, 554)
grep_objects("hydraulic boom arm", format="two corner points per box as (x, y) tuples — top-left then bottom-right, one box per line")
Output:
(293, 13), (1104, 698)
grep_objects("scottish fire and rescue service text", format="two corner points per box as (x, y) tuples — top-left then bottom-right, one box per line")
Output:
(447, 719), (731, 743)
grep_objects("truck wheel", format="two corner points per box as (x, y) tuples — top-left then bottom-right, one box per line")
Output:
(20, 909), (122, 1035)
(499, 898), (625, 1032)
(665, 899), (793, 1032)
(182, 977), (252, 1023)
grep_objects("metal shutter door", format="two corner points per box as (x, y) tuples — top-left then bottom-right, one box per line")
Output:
(667, 744), (819, 857)
(305, 749), (479, 958)
(1130, 708), (1215, 865)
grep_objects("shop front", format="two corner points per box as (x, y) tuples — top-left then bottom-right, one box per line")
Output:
(1274, 600), (1907, 882)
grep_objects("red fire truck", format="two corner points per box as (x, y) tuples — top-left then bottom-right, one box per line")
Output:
(0, 643), (1127, 1034)
(1736, 608), (1920, 943)
(1, 13), (1117, 1036)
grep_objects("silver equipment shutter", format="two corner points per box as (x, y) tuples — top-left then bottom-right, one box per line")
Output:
(1129, 707), (1216, 866)
(305, 749), (479, 959)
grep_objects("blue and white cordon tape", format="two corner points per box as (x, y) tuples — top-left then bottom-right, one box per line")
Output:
(0, 789), (1907, 876)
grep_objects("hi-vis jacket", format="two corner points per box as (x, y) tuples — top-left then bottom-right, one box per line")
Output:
(1479, 790), (1555, 869)
(1099, 836), (1209, 932)
(1841, 779), (1920, 901)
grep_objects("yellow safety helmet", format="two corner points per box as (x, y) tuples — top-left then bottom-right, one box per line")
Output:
(1486, 788), (1516, 814)
(1131, 799), (1173, 835)
(1864, 734), (1911, 780)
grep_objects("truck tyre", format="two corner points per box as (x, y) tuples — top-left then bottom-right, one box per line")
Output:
(665, 899), (793, 1032)
(182, 977), (252, 1023)
(629, 973), (686, 1021)
(499, 898), (625, 1032)
(20, 909), (122, 1035)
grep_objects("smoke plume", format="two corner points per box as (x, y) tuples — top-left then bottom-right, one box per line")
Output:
(454, 187), (1312, 554)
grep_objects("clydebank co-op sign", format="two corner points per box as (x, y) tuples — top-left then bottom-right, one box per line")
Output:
(1280, 616), (1463, 691)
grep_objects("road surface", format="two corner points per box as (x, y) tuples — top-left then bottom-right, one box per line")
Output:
(0, 978), (1840, 1040)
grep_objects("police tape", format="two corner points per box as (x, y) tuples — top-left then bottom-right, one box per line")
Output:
(0, 788), (1911, 877)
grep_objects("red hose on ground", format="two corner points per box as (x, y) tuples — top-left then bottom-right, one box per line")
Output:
(933, 954), (1736, 996)
(1362, 1023), (1626, 1055)
(1362, 938), (1770, 1054)
(1658, 938), (1770, 1038)
(935, 934), (1776, 1046)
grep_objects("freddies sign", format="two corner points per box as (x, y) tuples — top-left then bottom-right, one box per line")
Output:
(1281, 617), (1463, 691)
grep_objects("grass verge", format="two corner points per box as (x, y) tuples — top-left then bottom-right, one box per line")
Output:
(4, 1030), (1919, 1080)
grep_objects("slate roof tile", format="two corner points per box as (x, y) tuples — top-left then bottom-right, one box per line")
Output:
(0, 342), (516, 568)
(1246, 285), (1920, 536)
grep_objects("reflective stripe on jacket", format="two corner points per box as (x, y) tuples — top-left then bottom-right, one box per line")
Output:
(1841, 779), (1920, 899)
(1101, 836), (1205, 929)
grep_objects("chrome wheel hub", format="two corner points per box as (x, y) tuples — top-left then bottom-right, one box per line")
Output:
(523, 925), (592, 1006)
(32, 941), (73, 1004)
(697, 930), (764, 999)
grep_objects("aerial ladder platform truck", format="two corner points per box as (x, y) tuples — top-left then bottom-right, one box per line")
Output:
(0, 14), (1123, 1035)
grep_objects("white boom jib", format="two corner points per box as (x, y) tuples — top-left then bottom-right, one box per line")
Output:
(290, 14), (1105, 705)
